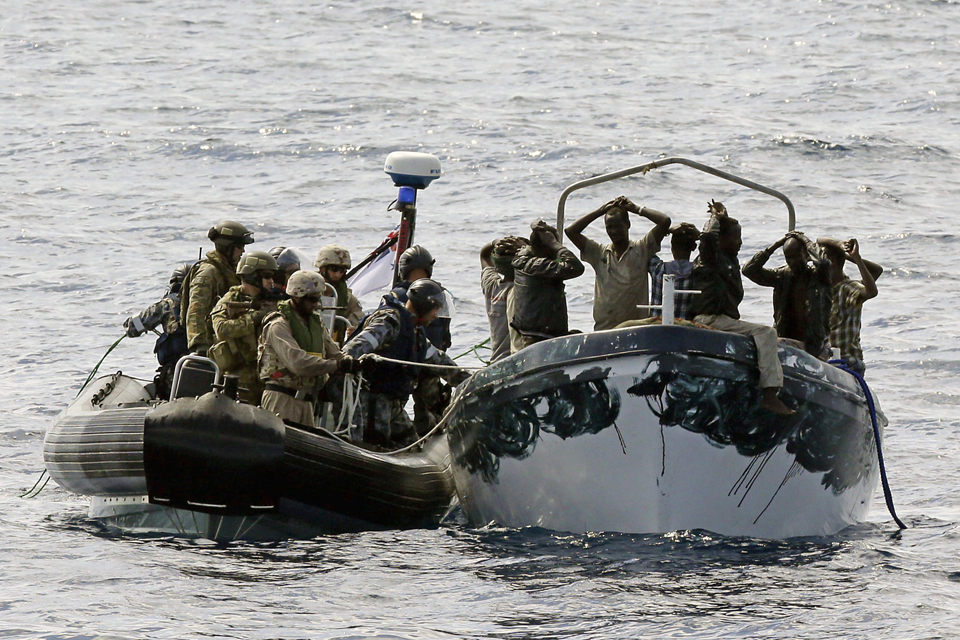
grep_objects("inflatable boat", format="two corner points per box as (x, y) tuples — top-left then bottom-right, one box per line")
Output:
(43, 361), (456, 541)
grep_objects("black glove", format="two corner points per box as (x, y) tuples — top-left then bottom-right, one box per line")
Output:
(358, 354), (379, 374)
(338, 356), (358, 375)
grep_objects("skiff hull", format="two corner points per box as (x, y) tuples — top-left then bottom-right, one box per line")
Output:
(445, 324), (881, 539)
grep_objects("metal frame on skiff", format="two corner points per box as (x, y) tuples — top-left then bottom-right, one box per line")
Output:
(555, 156), (797, 234)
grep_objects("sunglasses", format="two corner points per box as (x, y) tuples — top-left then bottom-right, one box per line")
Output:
(326, 265), (347, 273)
(304, 295), (322, 304)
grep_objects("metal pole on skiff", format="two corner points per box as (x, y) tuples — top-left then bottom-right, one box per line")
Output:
(555, 156), (796, 236)
(382, 152), (443, 287)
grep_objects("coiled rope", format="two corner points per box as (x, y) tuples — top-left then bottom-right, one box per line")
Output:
(831, 360), (907, 530)
(333, 372), (364, 438)
(330, 351), (483, 454)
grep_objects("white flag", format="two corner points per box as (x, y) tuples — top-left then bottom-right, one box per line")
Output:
(347, 228), (399, 298)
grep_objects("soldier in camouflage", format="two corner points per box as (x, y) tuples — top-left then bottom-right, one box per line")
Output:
(209, 250), (280, 405)
(181, 220), (254, 356)
(343, 279), (470, 447)
(314, 244), (363, 343)
(123, 261), (195, 400)
(258, 270), (356, 425)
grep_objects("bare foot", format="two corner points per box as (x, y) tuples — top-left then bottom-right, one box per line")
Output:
(760, 388), (795, 416)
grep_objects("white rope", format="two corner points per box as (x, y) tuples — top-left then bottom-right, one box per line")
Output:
(332, 372), (364, 437)
(365, 354), (484, 372)
(383, 401), (457, 456)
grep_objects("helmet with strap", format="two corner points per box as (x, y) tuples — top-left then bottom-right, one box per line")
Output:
(286, 270), (326, 298)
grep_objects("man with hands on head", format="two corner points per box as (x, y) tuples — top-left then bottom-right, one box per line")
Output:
(510, 220), (585, 350)
(565, 195), (671, 330)
(817, 236), (883, 375)
(690, 200), (795, 416)
(742, 229), (833, 358)
(480, 235), (528, 362)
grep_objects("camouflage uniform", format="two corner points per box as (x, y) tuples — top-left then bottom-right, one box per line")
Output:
(181, 251), (240, 354)
(209, 285), (275, 405)
(343, 300), (468, 446)
(259, 302), (342, 426)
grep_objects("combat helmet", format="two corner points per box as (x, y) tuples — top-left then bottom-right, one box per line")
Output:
(406, 278), (445, 317)
(314, 244), (352, 270)
(398, 245), (435, 280)
(286, 270), (326, 298)
(168, 261), (196, 295)
(208, 220), (254, 253)
(236, 250), (279, 290)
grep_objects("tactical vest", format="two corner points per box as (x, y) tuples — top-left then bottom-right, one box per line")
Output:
(208, 286), (260, 374)
(356, 295), (427, 399)
(258, 305), (332, 391)
(180, 250), (241, 349)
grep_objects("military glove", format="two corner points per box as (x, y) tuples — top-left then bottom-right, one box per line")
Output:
(338, 355), (358, 374)
(123, 316), (145, 338)
(358, 354), (379, 375)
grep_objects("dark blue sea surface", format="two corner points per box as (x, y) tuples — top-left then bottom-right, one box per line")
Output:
(3, 0), (960, 637)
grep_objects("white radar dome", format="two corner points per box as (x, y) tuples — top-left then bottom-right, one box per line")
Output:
(384, 152), (442, 189)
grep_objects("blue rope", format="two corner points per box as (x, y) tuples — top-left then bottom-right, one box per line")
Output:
(830, 360), (907, 530)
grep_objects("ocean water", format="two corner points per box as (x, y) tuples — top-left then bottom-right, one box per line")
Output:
(3, 0), (960, 637)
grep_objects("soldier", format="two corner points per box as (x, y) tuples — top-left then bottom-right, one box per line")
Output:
(268, 246), (302, 293)
(259, 270), (356, 426)
(209, 250), (280, 405)
(181, 221), (255, 356)
(343, 279), (469, 447)
(314, 244), (364, 341)
(389, 245), (452, 351)
(123, 261), (195, 400)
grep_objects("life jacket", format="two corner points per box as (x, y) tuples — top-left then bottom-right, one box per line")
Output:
(356, 295), (427, 399)
(258, 301), (332, 391)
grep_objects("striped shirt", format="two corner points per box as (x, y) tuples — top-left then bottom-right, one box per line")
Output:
(649, 256), (696, 321)
(829, 277), (868, 361)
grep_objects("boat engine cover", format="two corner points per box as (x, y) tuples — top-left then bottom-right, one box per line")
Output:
(143, 391), (285, 515)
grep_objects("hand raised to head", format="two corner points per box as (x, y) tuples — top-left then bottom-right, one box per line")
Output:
(844, 238), (860, 260)
(708, 199), (727, 216)
(617, 196), (640, 213)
